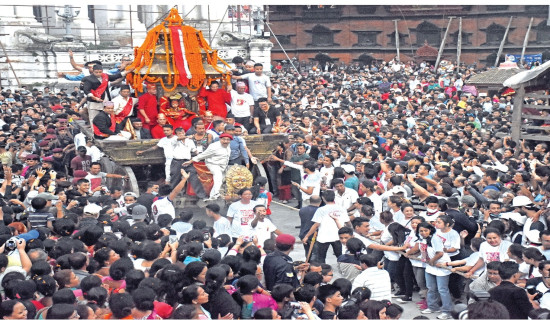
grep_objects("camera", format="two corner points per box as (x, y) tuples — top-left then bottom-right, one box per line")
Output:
(526, 285), (544, 301)
(5, 237), (22, 251)
(288, 301), (301, 309)
(201, 228), (211, 241)
(469, 290), (491, 302)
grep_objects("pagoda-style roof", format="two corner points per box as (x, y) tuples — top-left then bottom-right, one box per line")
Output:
(467, 68), (522, 87)
(415, 41), (438, 58)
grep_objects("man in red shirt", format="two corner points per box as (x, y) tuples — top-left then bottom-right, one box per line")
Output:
(137, 83), (159, 130)
(199, 80), (231, 120)
(70, 146), (92, 172)
(151, 113), (168, 139)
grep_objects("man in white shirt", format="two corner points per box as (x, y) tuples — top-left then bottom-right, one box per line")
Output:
(184, 133), (232, 200)
(352, 254), (392, 301)
(111, 85), (137, 123)
(230, 82), (255, 131)
(251, 204), (282, 247)
(136, 124), (176, 184)
(333, 178), (359, 217)
(170, 127), (195, 188)
(205, 203), (231, 238)
(232, 63), (272, 106)
(302, 190), (351, 263)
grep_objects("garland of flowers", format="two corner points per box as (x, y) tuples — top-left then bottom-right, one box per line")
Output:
(126, 8), (230, 95)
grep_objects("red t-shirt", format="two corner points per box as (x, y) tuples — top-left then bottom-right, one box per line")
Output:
(151, 125), (166, 139)
(199, 87), (231, 118)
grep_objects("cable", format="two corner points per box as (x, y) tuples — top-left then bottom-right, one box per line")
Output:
(264, 20), (299, 74)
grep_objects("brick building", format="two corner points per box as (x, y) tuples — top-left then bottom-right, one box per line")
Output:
(268, 5), (550, 67)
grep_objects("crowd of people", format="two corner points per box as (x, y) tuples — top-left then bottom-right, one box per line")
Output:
(0, 53), (547, 320)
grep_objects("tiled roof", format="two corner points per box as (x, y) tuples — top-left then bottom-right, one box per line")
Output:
(466, 68), (521, 85)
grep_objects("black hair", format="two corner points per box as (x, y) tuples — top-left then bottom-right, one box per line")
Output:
(109, 293), (134, 319)
(47, 303), (76, 319)
(333, 278), (352, 300)
(271, 283), (295, 303)
(302, 271), (323, 286)
(498, 261), (520, 280)
(52, 288), (76, 305)
(182, 261), (207, 286)
(317, 284), (339, 304)
(294, 284), (316, 303)
(416, 221), (436, 247)
(360, 300), (387, 320)
(132, 286), (156, 311)
(468, 300), (510, 319)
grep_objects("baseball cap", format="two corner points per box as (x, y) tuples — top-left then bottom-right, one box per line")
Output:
(341, 164), (355, 174)
(511, 196), (533, 207)
(129, 204), (148, 220)
(36, 193), (59, 200)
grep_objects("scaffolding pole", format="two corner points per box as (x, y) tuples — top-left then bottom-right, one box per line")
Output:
(457, 17), (462, 72)
(520, 17), (534, 67)
(393, 20), (400, 62)
(495, 16), (513, 67)
(435, 17), (453, 70)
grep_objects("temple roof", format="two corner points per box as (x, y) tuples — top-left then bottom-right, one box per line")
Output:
(415, 40), (438, 57)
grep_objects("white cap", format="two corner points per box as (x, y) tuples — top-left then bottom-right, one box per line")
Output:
(499, 211), (527, 226)
(391, 186), (407, 195)
(341, 164), (355, 174)
(511, 196), (533, 207)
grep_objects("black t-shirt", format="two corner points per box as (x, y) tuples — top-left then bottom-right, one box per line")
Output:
(319, 310), (337, 320)
(253, 107), (280, 126)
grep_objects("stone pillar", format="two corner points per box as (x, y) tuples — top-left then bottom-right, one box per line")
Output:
(73, 6), (98, 44)
(248, 39), (273, 75)
(95, 5), (146, 47)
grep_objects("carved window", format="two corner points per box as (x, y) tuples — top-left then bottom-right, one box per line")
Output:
(450, 31), (472, 45)
(486, 24), (505, 45)
(415, 21), (440, 47)
(486, 5), (508, 11)
(536, 20), (550, 43)
(311, 25), (334, 46)
(357, 6), (377, 14)
(278, 35), (292, 45)
(355, 32), (379, 46)
(274, 6), (290, 13)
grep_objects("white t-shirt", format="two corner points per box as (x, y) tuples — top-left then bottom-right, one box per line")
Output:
(312, 203), (350, 243)
(335, 188), (359, 212)
(253, 218), (278, 247)
(380, 224), (400, 261)
(226, 200), (257, 238)
(151, 197), (175, 222)
(420, 236), (451, 276)
(85, 172), (107, 191)
(465, 252), (484, 277)
(368, 193), (383, 215)
(435, 229), (461, 257)
(213, 217), (231, 238)
(240, 73), (271, 101)
(230, 90), (255, 117)
(157, 136), (177, 158)
(536, 281), (550, 309)
(478, 240), (512, 263)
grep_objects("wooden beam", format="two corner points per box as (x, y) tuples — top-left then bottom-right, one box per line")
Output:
(394, 20), (400, 62)
(456, 17), (462, 72)
(495, 16), (513, 67)
(511, 85), (524, 143)
(435, 17), (453, 70)
(519, 134), (550, 142)
(520, 17), (534, 67)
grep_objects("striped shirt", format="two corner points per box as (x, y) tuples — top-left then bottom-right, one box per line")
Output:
(28, 211), (54, 229)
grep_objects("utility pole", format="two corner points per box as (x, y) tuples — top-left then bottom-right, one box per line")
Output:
(495, 16), (513, 67)
(520, 17), (534, 68)
(435, 17), (453, 70)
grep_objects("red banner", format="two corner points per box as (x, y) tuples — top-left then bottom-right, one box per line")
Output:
(169, 26), (190, 87)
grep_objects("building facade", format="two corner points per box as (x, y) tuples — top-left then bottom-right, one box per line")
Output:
(268, 5), (550, 67)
